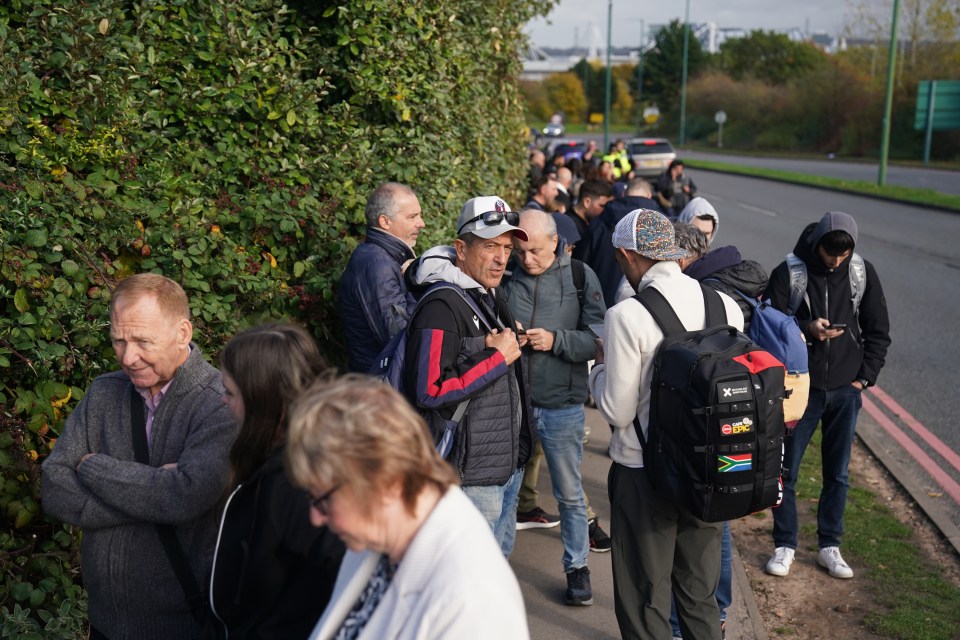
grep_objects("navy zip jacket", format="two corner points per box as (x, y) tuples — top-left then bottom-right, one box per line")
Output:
(340, 227), (416, 373)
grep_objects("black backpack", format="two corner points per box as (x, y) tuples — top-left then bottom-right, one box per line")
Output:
(634, 285), (787, 522)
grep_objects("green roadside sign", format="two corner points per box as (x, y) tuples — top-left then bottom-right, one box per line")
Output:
(913, 80), (960, 164)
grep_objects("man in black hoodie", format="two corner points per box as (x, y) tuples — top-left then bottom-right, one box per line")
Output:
(762, 212), (890, 581)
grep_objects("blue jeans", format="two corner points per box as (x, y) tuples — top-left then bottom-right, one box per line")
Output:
(534, 404), (589, 572)
(463, 465), (523, 557)
(670, 521), (732, 636)
(773, 385), (862, 549)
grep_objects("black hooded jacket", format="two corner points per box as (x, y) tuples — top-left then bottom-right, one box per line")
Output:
(765, 213), (890, 390)
(685, 245), (768, 331)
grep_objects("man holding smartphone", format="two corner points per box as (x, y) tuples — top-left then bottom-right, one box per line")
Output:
(762, 211), (891, 581)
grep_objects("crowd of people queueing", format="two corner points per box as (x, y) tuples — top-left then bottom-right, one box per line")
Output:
(40, 148), (890, 639)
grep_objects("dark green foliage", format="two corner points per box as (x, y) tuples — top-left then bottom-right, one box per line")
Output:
(719, 30), (827, 84)
(642, 19), (706, 113)
(0, 0), (555, 632)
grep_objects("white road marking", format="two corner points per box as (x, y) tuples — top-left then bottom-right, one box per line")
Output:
(739, 203), (778, 217)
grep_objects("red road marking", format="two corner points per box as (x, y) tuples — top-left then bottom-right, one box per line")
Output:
(861, 395), (960, 504)
(869, 386), (960, 474)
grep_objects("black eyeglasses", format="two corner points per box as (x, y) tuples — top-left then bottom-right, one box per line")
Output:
(457, 210), (520, 235)
(306, 484), (341, 516)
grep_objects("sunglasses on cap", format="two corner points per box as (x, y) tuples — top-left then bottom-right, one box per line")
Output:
(457, 210), (520, 236)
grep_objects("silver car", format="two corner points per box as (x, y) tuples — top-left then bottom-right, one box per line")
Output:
(628, 138), (676, 177)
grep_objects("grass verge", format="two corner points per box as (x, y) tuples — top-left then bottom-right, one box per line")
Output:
(796, 431), (960, 640)
(684, 158), (960, 213)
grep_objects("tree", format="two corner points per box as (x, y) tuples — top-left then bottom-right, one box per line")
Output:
(719, 30), (826, 84)
(543, 72), (587, 124)
(569, 58), (620, 118)
(643, 19), (706, 112)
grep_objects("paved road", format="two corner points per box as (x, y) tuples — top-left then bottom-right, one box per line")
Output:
(682, 150), (960, 197)
(552, 134), (960, 196)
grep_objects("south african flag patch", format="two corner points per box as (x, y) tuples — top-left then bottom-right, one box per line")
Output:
(717, 454), (752, 473)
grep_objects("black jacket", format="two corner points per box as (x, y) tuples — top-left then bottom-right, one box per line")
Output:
(685, 245), (768, 331)
(404, 247), (535, 487)
(766, 219), (890, 390)
(209, 449), (344, 639)
(578, 195), (663, 307)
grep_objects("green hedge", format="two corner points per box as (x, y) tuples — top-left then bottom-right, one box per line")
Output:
(0, 0), (555, 634)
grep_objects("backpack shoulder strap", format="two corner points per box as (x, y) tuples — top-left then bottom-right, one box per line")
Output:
(570, 258), (586, 309)
(635, 286), (685, 336)
(702, 284), (726, 327)
(417, 283), (494, 332)
(785, 252), (808, 316)
(849, 253), (866, 314)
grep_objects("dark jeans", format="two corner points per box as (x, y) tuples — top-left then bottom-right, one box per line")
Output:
(773, 385), (863, 549)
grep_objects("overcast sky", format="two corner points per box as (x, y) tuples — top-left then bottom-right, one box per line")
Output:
(527, 0), (855, 48)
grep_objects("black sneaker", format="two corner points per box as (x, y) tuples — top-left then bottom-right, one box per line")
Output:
(588, 517), (612, 552)
(516, 507), (560, 530)
(565, 566), (593, 606)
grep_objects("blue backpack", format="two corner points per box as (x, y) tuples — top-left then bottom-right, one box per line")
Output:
(370, 282), (492, 457)
(732, 290), (809, 375)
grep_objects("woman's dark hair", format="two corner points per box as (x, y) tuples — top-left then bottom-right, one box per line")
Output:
(221, 322), (328, 487)
(818, 230), (855, 256)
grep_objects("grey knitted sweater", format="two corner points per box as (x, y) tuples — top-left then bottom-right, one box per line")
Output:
(42, 345), (236, 639)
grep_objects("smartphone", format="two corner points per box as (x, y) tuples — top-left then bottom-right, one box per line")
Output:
(830, 323), (848, 330)
(588, 323), (604, 339)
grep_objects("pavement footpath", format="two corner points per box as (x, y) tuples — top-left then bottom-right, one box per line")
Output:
(509, 406), (767, 640)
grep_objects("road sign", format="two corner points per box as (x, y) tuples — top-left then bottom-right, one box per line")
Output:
(643, 106), (660, 124)
(914, 80), (960, 131)
(715, 111), (727, 148)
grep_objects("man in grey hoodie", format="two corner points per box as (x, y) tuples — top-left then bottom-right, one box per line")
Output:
(42, 273), (235, 639)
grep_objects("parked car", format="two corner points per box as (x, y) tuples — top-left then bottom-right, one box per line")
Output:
(628, 137), (676, 177)
(545, 139), (585, 162)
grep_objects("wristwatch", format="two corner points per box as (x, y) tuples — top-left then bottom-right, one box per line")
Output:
(856, 378), (870, 388)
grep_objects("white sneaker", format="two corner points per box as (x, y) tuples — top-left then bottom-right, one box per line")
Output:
(818, 546), (854, 579)
(765, 546), (795, 576)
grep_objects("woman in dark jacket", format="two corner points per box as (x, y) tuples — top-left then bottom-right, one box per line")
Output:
(209, 323), (344, 639)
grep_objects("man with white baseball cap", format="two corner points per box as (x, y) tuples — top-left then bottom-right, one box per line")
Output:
(402, 196), (535, 558)
(588, 209), (743, 640)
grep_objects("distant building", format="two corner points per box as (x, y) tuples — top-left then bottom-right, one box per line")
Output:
(522, 22), (846, 81)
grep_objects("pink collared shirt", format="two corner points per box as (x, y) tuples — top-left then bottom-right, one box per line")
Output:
(136, 377), (177, 449)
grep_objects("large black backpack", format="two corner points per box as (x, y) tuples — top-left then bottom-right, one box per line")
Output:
(634, 285), (787, 522)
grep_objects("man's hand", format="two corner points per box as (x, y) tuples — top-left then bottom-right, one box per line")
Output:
(524, 327), (554, 352)
(593, 338), (605, 365)
(486, 328), (522, 365)
(808, 318), (845, 342)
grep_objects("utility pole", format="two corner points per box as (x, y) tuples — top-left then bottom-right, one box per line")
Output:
(679, 0), (690, 146)
(878, 0), (901, 186)
(603, 0), (612, 151)
(637, 20), (645, 132)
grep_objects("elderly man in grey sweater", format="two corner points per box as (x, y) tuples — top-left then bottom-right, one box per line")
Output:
(42, 273), (235, 639)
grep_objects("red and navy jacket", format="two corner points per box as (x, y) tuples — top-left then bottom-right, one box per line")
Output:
(404, 284), (534, 487)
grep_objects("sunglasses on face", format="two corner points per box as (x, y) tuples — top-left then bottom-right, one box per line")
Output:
(306, 484), (341, 516)
(457, 210), (519, 235)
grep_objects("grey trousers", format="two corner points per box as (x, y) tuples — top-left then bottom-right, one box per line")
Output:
(608, 463), (723, 640)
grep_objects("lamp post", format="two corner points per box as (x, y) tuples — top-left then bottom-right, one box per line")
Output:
(636, 19), (645, 132)
(603, 0), (612, 150)
(878, 0), (901, 186)
(679, 0), (690, 146)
